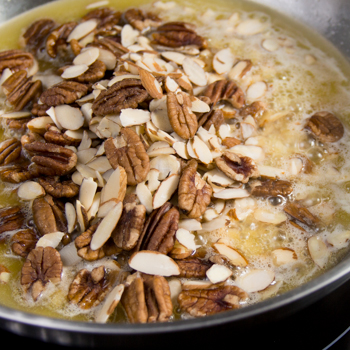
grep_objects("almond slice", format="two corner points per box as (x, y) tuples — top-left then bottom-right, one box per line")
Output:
(149, 154), (180, 180)
(212, 48), (235, 75)
(54, 105), (84, 131)
(120, 108), (151, 127)
(161, 51), (186, 65)
(271, 248), (297, 266)
(236, 269), (275, 293)
(59, 242), (82, 266)
(36, 231), (65, 248)
(146, 168), (161, 192)
(95, 284), (125, 323)
(27, 116), (53, 134)
(172, 141), (190, 159)
(192, 135), (213, 165)
(65, 202), (77, 234)
(73, 47), (100, 66)
(0, 111), (31, 119)
(90, 201), (123, 250)
(254, 208), (287, 225)
(17, 181), (45, 200)
(0, 265), (10, 284)
(228, 60), (252, 80)
(326, 230), (350, 249)
(100, 166), (127, 204)
(176, 228), (198, 251)
(236, 19), (267, 36)
(67, 19), (98, 42)
(136, 181), (153, 213)
(178, 219), (202, 231)
(230, 144), (265, 162)
(152, 173), (180, 209)
(128, 250), (180, 276)
(181, 280), (214, 290)
(87, 156), (112, 173)
(87, 191), (101, 220)
(79, 177), (97, 211)
(98, 48), (117, 70)
(182, 57), (207, 87)
(213, 188), (250, 199)
(206, 264), (233, 284)
(121, 24), (139, 47)
(198, 215), (229, 232)
(97, 199), (118, 218)
(262, 39), (279, 52)
(77, 148), (97, 165)
(232, 197), (256, 221)
(246, 81), (267, 100)
(308, 236), (329, 268)
(138, 68), (163, 99)
(213, 242), (248, 267)
(257, 165), (285, 178)
(76, 199), (88, 232)
(61, 64), (89, 79)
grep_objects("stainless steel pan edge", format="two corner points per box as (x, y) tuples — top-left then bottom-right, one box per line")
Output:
(0, 0), (349, 347)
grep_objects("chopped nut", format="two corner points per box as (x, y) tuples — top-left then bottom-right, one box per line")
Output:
(176, 257), (212, 278)
(178, 285), (248, 317)
(284, 201), (321, 230)
(178, 159), (212, 219)
(215, 151), (259, 183)
(167, 91), (198, 140)
(68, 266), (113, 309)
(21, 246), (62, 301)
(37, 176), (79, 198)
(250, 179), (293, 198)
(305, 111), (344, 143)
(105, 127), (150, 185)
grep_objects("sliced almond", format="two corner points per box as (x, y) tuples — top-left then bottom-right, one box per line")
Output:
(152, 174), (180, 209)
(262, 39), (279, 52)
(146, 168), (161, 192)
(192, 135), (213, 165)
(120, 108), (150, 127)
(95, 284), (125, 323)
(138, 68), (163, 99)
(161, 51), (186, 65)
(136, 181), (153, 213)
(147, 141), (175, 157)
(232, 197), (256, 221)
(206, 264), (233, 284)
(67, 19), (98, 42)
(326, 230), (350, 249)
(36, 231), (65, 248)
(0, 265), (10, 284)
(308, 236), (329, 268)
(87, 156), (112, 173)
(149, 154), (180, 180)
(212, 48), (235, 75)
(213, 188), (250, 199)
(59, 242), (82, 266)
(172, 141), (190, 159)
(65, 202), (77, 234)
(271, 248), (297, 266)
(198, 215), (229, 232)
(0, 111), (31, 119)
(203, 168), (234, 187)
(230, 145), (265, 162)
(100, 166), (127, 204)
(90, 201), (123, 250)
(254, 208), (287, 225)
(121, 24), (140, 47)
(98, 48), (117, 70)
(17, 181), (45, 200)
(228, 60), (252, 80)
(128, 250), (180, 276)
(54, 105), (84, 131)
(61, 64), (89, 79)
(73, 47), (100, 66)
(257, 165), (285, 178)
(236, 269), (275, 293)
(176, 228), (198, 251)
(87, 191), (101, 220)
(76, 199), (88, 232)
(236, 19), (267, 36)
(181, 280), (214, 290)
(182, 57), (207, 87)
(190, 97), (210, 113)
(97, 199), (119, 218)
(79, 177), (97, 211)
(213, 242), (248, 267)
(246, 81), (267, 100)
(27, 116), (53, 134)
(77, 148), (97, 165)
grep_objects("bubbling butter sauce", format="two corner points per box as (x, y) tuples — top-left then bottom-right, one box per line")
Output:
(0, 0), (349, 323)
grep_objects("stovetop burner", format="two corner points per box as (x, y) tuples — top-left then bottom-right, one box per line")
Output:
(1, 276), (350, 350)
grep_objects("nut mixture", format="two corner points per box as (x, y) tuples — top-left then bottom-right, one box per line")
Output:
(0, 0), (349, 323)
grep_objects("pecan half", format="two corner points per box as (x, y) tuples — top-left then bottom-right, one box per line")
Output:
(75, 222), (120, 261)
(2, 70), (42, 111)
(124, 8), (161, 31)
(38, 80), (89, 106)
(178, 285), (248, 317)
(152, 22), (207, 49)
(176, 257), (212, 278)
(0, 206), (25, 234)
(11, 228), (39, 257)
(68, 266), (113, 309)
(59, 60), (107, 83)
(44, 125), (80, 147)
(250, 179), (293, 198)
(135, 202), (179, 254)
(0, 138), (21, 165)
(92, 78), (149, 116)
(32, 195), (67, 235)
(45, 22), (77, 58)
(0, 49), (34, 74)
(167, 91), (198, 140)
(21, 246), (62, 301)
(37, 176), (79, 198)
(22, 19), (56, 51)
(105, 127), (150, 185)
(240, 101), (265, 118)
(201, 79), (245, 109)
(24, 141), (77, 176)
(0, 164), (39, 183)
(198, 108), (224, 131)
(112, 201), (147, 250)
(121, 273), (173, 323)
(178, 159), (212, 219)
(215, 151), (259, 183)
(83, 7), (122, 35)
(284, 201), (321, 230)
(305, 111), (344, 143)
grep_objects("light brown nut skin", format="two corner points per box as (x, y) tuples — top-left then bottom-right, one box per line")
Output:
(121, 273), (173, 323)
(178, 285), (248, 317)
(0, 49), (34, 74)
(21, 246), (63, 301)
(68, 266), (112, 309)
(284, 201), (322, 230)
(215, 151), (259, 184)
(24, 141), (78, 176)
(305, 111), (344, 143)
(167, 91), (198, 140)
(105, 128), (150, 186)
(178, 159), (212, 219)
(134, 202), (179, 255)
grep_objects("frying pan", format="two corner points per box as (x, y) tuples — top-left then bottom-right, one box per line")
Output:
(0, 0), (349, 347)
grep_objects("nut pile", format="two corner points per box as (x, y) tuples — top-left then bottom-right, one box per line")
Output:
(0, 0), (348, 323)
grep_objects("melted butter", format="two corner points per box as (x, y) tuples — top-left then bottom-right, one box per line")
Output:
(0, 0), (349, 320)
